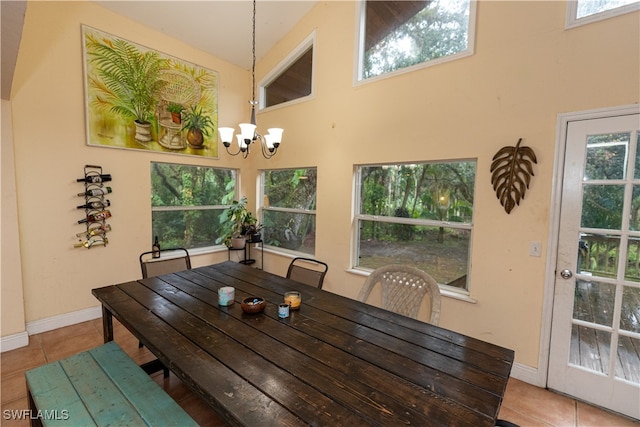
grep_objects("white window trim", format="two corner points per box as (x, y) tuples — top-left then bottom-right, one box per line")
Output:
(259, 30), (316, 113)
(565, 0), (640, 29)
(352, 161), (476, 294)
(353, 0), (477, 86)
(258, 168), (318, 256)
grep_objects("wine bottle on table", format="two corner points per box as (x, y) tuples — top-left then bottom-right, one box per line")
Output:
(77, 187), (112, 197)
(77, 210), (111, 224)
(77, 174), (112, 183)
(77, 199), (111, 210)
(152, 236), (161, 258)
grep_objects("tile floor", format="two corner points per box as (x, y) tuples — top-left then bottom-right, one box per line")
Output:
(1, 319), (638, 427)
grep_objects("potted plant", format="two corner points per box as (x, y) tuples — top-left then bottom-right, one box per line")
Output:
(216, 197), (251, 249)
(166, 103), (184, 124)
(242, 213), (264, 243)
(85, 35), (166, 142)
(181, 105), (215, 148)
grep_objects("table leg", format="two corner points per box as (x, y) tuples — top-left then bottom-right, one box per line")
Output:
(101, 306), (113, 343)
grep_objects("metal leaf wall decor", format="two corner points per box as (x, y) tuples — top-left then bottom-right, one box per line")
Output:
(490, 138), (537, 214)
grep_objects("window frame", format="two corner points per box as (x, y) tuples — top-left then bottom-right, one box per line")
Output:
(352, 160), (476, 296)
(565, 0), (639, 28)
(259, 31), (316, 112)
(150, 161), (238, 252)
(259, 167), (318, 256)
(353, 0), (477, 85)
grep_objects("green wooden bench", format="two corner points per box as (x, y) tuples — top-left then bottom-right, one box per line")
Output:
(25, 341), (198, 427)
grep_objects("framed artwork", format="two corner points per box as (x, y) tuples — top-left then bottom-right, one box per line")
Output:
(82, 25), (219, 158)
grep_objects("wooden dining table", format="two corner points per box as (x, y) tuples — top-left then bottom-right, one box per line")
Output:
(92, 261), (514, 427)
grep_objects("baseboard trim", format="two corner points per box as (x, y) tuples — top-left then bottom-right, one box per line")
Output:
(26, 306), (103, 336)
(0, 331), (30, 353)
(510, 361), (546, 387)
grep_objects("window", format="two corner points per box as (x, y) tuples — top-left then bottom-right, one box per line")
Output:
(260, 168), (317, 255)
(355, 161), (476, 291)
(566, 0), (639, 27)
(261, 32), (315, 109)
(357, 0), (475, 81)
(151, 162), (236, 249)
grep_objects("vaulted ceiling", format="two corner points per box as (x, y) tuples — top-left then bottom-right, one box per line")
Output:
(1, 1), (425, 100)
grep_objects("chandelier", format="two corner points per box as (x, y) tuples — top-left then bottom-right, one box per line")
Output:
(218, 0), (283, 159)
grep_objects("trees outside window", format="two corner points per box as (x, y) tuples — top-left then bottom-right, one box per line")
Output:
(359, 0), (474, 81)
(355, 161), (476, 291)
(566, 0), (639, 27)
(151, 162), (236, 249)
(261, 168), (317, 255)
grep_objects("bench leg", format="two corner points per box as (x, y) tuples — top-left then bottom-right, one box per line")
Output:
(27, 389), (43, 427)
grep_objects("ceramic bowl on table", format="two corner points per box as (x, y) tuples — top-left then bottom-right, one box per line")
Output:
(241, 297), (266, 314)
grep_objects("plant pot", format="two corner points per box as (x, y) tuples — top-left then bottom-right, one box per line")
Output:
(134, 121), (152, 142)
(249, 233), (262, 243)
(230, 236), (246, 249)
(170, 112), (181, 124)
(186, 128), (204, 148)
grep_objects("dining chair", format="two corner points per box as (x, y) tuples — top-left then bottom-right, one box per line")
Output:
(286, 257), (329, 289)
(357, 264), (441, 324)
(138, 247), (191, 370)
(139, 247), (191, 279)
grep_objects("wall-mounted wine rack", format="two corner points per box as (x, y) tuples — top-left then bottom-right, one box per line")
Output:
(74, 165), (112, 249)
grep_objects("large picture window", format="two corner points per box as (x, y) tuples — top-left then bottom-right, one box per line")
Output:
(151, 162), (236, 249)
(357, 0), (475, 81)
(355, 161), (476, 291)
(260, 168), (317, 255)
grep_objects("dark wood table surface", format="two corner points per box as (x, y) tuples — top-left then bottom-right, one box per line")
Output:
(92, 261), (514, 427)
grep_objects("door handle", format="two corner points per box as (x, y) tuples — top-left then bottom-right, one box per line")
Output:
(560, 269), (573, 279)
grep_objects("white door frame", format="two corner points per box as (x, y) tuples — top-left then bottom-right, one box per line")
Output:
(536, 104), (640, 389)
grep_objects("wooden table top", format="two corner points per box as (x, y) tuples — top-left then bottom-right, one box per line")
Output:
(92, 261), (514, 427)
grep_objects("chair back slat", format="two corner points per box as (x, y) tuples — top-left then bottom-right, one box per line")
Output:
(357, 264), (441, 324)
(140, 248), (191, 279)
(286, 257), (328, 289)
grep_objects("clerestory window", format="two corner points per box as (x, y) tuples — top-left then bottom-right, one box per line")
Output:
(357, 0), (475, 81)
(261, 32), (315, 109)
(566, 0), (639, 28)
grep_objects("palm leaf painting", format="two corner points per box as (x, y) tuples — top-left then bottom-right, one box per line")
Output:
(490, 138), (537, 214)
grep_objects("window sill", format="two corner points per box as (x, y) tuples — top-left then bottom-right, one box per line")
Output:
(346, 268), (477, 304)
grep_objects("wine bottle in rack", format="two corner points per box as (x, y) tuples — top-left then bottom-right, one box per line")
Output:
(76, 224), (112, 237)
(77, 199), (111, 210)
(76, 174), (112, 183)
(77, 210), (112, 224)
(77, 187), (112, 197)
(74, 237), (108, 248)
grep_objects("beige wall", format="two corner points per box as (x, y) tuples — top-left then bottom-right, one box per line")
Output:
(3, 0), (639, 372)
(2, 99), (27, 338)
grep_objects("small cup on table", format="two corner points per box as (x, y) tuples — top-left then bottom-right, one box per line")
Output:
(284, 291), (301, 310)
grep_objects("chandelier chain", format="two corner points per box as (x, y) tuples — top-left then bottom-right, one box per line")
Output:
(251, 0), (256, 103)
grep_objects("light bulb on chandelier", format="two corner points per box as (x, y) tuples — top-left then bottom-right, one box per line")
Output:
(219, 0), (283, 159)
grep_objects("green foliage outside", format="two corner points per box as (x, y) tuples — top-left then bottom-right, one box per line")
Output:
(262, 169), (317, 253)
(358, 162), (475, 287)
(151, 163), (235, 249)
(363, 0), (470, 79)
(579, 132), (640, 281)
